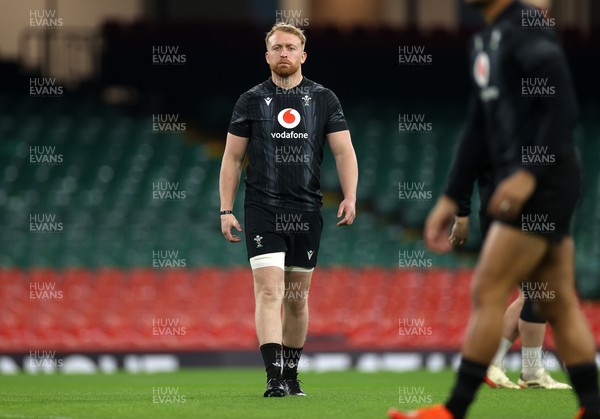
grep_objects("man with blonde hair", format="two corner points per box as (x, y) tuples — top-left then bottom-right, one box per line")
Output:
(219, 23), (358, 397)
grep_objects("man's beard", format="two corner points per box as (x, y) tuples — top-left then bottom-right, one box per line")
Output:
(270, 61), (300, 80)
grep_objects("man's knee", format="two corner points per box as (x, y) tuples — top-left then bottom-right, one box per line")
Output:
(257, 284), (283, 303)
(284, 295), (308, 316)
(253, 268), (285, 304)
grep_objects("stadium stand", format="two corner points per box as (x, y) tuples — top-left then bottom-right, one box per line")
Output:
(1, 23), (599, 355)
(3, 267), (600, 352)
(1, 94), (600, 353)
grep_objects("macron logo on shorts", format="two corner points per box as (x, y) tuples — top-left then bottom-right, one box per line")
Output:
(277, 108), (301, 129)
(307, 250), (314, 260)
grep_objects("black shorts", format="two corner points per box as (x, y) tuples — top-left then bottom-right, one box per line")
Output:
(244, 203), (323, 268)
(480, 171), (581, 242)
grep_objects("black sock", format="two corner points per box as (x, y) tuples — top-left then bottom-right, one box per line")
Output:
(445, 358), (487, 419)
(282, 345), (303, 379)
(567, 363), (600, 418)
(260, 343), (282, 380)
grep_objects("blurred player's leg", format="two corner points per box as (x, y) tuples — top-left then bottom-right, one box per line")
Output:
(461, 224), (547, 362)
(518, 299), (571, 389)
(533, 238), (600, 417)
(281, 269), (312, 396)
(486, 290), (571, 389)
(498, 293), (522, 348)
(518, 298), (546, 378)
(445, 223), (548, 419)
(486, 293), (521, 389)
(253, 264), (286, 397)
(390, 223), (549, 419)
(518, 318), (545, 381)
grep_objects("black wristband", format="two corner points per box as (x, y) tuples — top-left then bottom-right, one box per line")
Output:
(220, 210), (233, 215)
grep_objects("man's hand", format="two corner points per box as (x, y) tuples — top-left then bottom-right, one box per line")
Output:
(425, 195), (459, 254)
(336, 198), (356, 226)
(221, 214), (242, 242)
(449, 216), (470, 246)
(488, 169), (537, 220)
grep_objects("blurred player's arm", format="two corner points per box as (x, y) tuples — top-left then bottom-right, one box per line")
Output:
(450, 215), (470, 246)
(450, 190), (471, 246)
(426, 92), (486, 252)
(219, 133), (248, 242)
(448, 110), (481, 246)
(455, 188), (472, 218)
(327, 130), (358, 226)
(445, 92), (487, 208)
(450, 169), (474, 246)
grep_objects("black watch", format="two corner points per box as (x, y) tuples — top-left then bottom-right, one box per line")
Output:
(220, 210), (233, 215)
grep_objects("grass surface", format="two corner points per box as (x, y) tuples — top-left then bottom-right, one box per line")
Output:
(0, 368), (579, 418)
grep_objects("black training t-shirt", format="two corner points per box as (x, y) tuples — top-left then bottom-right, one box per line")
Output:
(228, 77), (348, 211)
(446, 1), (580, 204)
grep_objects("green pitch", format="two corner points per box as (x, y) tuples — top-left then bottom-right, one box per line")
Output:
(0, 368), (578, 418)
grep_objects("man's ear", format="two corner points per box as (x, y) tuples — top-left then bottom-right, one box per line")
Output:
(265, 51), (270, 64)
(300, 51), (307, 64)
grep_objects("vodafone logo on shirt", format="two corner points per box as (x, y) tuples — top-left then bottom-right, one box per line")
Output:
(277, 108), (301, 129)
(272, 107), (307, 139)
(474, 51), (490, 88)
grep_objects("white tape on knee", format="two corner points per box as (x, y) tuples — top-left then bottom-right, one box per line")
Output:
(249, 252), (285, 270)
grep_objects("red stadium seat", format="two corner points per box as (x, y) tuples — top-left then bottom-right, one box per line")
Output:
(2, 267), (600, 352)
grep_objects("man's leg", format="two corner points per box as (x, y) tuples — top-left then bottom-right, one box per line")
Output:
(518, 318), (545, 362)
(254, 265), (285, 346)
(279, 207), (321, 395)
(445, 223), (548, 419)
(282, 269), (312, 363)
(499, 294), (522, 346)
(252, 254), (286, 397)
(460, 224), (547, 361)
(516, 295), (571, 388)
(517, 316), (571, 389)
(490, 293), (522, 368)
(518, 312), (546, 379)
(486, 293), (522, 388)
(533, 238), (599, 416)
(281, 269), (312, 395)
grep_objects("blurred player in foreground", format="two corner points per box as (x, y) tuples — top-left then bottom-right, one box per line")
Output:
(449, 163), (571, 389)
(389, 0), (600, 418)
(220, 23), (358, 397)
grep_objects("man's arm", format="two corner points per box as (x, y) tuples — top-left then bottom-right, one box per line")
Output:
(327, 130), (358, 226)
(426, 92), (486, 253)
(449, 215), (470, 246)
(219, 133), (248, 242)
(445, 93), (488, 208)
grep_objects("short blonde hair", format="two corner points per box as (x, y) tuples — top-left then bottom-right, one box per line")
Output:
(265, 23), (306, 51)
